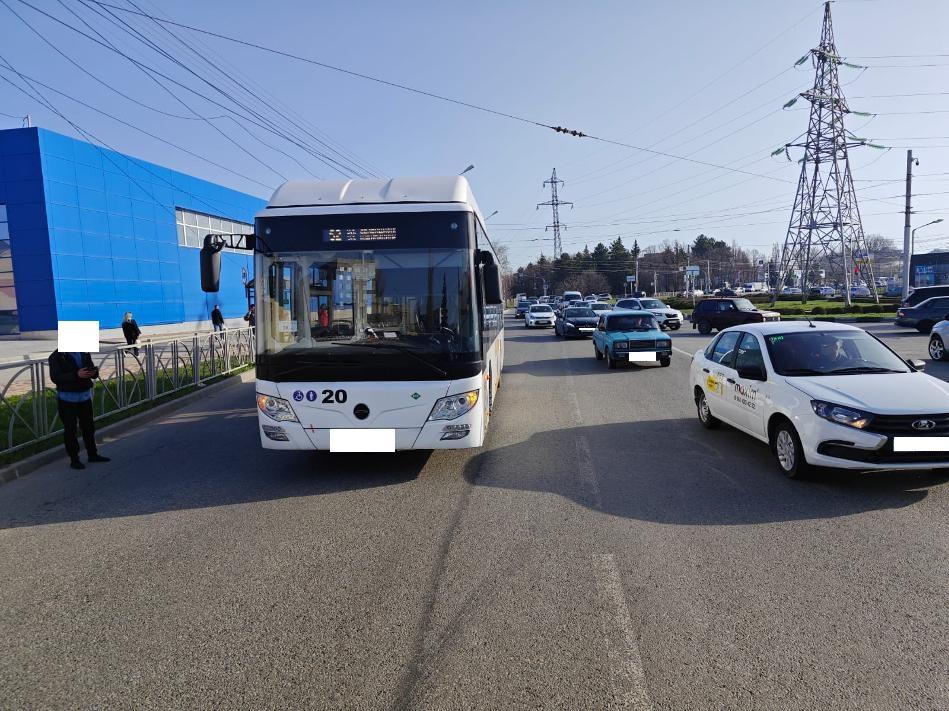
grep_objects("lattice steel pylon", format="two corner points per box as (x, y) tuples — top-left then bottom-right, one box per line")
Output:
(537, 168), (572, 258)
(778, 1), (877, 306)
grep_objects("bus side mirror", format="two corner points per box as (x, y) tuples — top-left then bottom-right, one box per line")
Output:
(200, 246), (221, 292)
(483, 262), (503, 305)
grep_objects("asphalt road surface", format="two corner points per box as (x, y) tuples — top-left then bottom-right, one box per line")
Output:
(1, 318), (947, 710)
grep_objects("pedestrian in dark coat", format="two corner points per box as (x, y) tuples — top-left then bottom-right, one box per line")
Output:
(211, 305), (225, 332)
(122, 311), (141, 356)
(48, 350), (111, 470)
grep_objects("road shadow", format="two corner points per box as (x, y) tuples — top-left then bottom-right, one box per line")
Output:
(0, 382), (432, 529)
(463, 419), (945, 526)
(503, 354), (668, 378)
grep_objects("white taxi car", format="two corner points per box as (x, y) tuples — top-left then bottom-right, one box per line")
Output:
(525, 304), (555, 328)
(689, 321), (949, 478)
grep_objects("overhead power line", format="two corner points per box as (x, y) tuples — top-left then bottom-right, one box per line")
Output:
(73, 0), (794, 185)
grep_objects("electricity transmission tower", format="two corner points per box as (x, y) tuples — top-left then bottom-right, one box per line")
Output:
(537, 168), (572, 258)
(778, 1), (877, 306)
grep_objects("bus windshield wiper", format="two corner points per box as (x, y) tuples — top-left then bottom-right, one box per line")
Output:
(331, 340), (448, 377)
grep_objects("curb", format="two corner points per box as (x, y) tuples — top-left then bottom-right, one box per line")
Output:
(0, 368), (256, 487)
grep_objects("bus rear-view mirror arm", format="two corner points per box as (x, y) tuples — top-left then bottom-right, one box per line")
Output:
(200, 232), (273, 293)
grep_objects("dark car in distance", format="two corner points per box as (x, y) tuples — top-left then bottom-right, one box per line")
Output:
(555, 306), (599, 338)
(690, 297), (781, 334)
(900, 285), (949, 308)
(515, 299), (537, 319)
(896, 295), (949, 333)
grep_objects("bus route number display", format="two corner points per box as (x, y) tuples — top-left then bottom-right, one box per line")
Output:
(324, 227), (397, 242)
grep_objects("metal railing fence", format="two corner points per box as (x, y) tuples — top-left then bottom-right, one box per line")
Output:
(0, 327), (255, 457)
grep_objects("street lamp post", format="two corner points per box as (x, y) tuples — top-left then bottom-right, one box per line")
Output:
(910, 218), (944, 289)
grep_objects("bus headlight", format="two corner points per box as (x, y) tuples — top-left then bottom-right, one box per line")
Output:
(428, 390), (479, 421)
(257, 393), (299, 422)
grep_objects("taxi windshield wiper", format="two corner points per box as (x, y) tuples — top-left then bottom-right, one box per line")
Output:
(331, 340), (448, 377)
(781, 367), (826, 375)
(825, 366), (904, 374)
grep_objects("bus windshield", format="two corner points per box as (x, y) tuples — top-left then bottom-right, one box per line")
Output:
(260, 248), (479, 368)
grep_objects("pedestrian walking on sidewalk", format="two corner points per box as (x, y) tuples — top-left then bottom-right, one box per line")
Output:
(211, 304), (225, 333)
(122, 311), (141, 356)
(48, 350), (111, 470)
(243, 304), (256, 328)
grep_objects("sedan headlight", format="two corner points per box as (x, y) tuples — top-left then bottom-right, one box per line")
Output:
(428, 389), (479, 421)
(564, 322), (576, 329)
(810, 400), (873, 429)
(613, 340), (629, 350)
(257, 393), (299, 422)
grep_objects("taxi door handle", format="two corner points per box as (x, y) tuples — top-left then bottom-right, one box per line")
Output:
(726, 378), (735, 384)
(702, 368), (710, 373)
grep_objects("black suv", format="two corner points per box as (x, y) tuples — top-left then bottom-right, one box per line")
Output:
(690, 297), (780, 334)
(901, 285), (949, 308)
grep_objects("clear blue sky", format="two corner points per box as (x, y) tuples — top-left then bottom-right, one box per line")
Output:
(2, 0), (949, 268)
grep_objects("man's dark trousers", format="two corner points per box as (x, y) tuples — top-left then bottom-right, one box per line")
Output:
(58, 398), (97, 461)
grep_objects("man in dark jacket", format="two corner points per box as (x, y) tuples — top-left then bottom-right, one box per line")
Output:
(48, 350), (110, 470)
(122, 311), (141, 356)
(211, 304), (225, 332)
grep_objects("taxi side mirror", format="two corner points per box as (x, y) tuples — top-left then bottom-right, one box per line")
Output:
(907, 358), (925, 370)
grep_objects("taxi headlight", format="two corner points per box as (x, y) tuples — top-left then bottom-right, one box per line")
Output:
(428, 390), (479, 421)
(810, 400), (873, 429)
(614, 340), (629, 350)
(256, 393), (299, 422)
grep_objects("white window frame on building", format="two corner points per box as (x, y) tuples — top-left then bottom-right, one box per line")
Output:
(176, 208), (252, 253)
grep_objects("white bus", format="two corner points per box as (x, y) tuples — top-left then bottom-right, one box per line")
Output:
(201, 177), (504, 452)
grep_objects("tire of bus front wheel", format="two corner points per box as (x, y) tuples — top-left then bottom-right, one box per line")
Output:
(772, 421), (812, 480)
(697, 320), (712, 335)
(594, 343), (603, 360)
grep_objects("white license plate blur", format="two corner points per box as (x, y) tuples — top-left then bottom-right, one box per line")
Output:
(330, 429), (396, 453)
(579, 327), (594, 332)
(893, 437), (949, 452)
(628, 351), (657, 362)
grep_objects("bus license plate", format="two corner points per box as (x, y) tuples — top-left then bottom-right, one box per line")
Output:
(628, 352), (657, 362)
(893, 437), (949, 452)
(330, 429), (396, 453)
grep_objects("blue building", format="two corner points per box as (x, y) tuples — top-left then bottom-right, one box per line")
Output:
(0, 127), (266, 336)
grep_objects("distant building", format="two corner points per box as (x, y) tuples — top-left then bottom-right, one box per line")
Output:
(0, 127), (265, 337)
(910, 250), (949, 288)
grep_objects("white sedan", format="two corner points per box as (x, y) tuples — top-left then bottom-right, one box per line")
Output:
(525, 304), (556, 328)
(689, 321), (947, 478)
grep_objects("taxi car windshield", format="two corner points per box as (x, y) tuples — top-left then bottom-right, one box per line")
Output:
(764, 330), (909, 376)
(607, 315), (655, 331)
(564, 308), (595, 317)
(733, 298), (757, 311)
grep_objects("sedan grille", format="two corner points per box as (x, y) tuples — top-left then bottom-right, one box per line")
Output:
(867, 413), (949, 437)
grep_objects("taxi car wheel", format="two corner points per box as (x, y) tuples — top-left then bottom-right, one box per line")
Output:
(696, 390), (719, 429)
(929, 334), (946, 361)
(772, 421), (812, 479)
(594, 344), (603, 360)
(697, 320), (712, 335)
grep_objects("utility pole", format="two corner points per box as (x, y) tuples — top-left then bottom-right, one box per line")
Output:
(537, 169), (573, 259)
(778, 1), (877, 307)
(635, 259), (639, 294)
(654, 270), (658, 297)
(901, 150), (916, 300)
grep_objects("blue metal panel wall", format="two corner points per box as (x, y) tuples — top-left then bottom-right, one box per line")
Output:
(30, 128), (265, 331)
(0, 128), (56, 332)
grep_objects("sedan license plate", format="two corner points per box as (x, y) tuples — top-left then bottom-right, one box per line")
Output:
(628, 351), (657, 362)
(579, 327), (595, 332)
(893, 437), (949, 452)
(330, 429), (396, 453)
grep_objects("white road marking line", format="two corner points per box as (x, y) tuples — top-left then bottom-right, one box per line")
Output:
(672, 346), (695, 358)
(594, 553), (655, 710)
